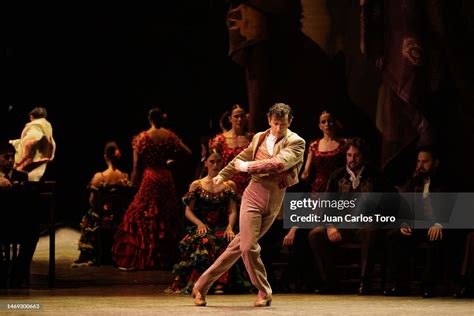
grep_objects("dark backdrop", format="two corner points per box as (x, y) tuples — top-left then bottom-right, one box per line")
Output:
(5, 2), (247, 224)
(5, 2), (474, 225)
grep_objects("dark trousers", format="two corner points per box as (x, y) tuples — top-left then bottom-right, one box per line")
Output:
(460, 231), (474, 284)
(260, 221), (317, 292)
(386, 229), (444, 288)
(308, 227), (379, 287)
(10, 228), (40, 287)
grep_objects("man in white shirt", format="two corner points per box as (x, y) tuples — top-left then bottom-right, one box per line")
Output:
(192, 103), (305, 307)
(10, 107), (56, 181)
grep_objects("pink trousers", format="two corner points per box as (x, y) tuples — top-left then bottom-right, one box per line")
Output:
(194, 181), (285, 296)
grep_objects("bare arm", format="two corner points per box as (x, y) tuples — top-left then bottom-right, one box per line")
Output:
(168, 130), (192, 156)
(184, 181), (208, 234)
(185, 202), (209, 234)
(131, 149), (142, 187)
(88, 173), (102, 206)
(88, 191), (96, 207)
(178, 139), (192, 156)
(301, 149), (314, 180)
(283, 227), (298, 247)
(184, 199), (204, 227)
(224, 198), (237, 241)
(224, 181), (238, 241)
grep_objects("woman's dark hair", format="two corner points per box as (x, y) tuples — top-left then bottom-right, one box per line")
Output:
(219, 110), (231, 132)
(204, 147), (223, 162)
(104, 141), (121, 165)
(198, 147), (223, 178)
(29, 107), (48, 119)
(319, 110), (343, 131)
(219, 104), (247, 132)
(148, 107), (166, 127)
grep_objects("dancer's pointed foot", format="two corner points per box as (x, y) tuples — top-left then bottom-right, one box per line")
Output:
(254, 294), (272, 307)
(192, 287), (207, 307)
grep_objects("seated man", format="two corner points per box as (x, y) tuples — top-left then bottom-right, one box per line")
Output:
(0, 141), (39, 288)
(309, 138), (395, 295)
(0, 142), (28, 187)
(385, 146), (450, 298)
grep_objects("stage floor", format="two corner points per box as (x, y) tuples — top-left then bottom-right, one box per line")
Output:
(0, 228), (472, 315)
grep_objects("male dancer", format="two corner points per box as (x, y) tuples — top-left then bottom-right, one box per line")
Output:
(192, 103), (305, 307)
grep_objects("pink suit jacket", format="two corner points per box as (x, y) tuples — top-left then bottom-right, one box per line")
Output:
(218, 128), (305, 189)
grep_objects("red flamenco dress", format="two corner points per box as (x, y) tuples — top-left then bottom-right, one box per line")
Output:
(308, 138), (346, 193)
(209, 134), (251, 196)
(112, 132), (183, 270)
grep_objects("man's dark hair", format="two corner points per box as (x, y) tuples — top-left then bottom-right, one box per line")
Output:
(29, 107), (48, 119)
(0, 141), (15, 155)
(267, 103), (293, 121)
(346, 137), (371, 161)
(417, 145), (439, 160)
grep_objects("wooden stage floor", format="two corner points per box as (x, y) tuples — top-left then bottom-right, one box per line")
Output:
(0, 228), (472, 315)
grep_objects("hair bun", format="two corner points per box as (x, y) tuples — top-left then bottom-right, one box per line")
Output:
(114, 148), (121, 159)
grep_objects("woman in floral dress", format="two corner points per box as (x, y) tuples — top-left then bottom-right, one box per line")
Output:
(167, 149), (249, 294)
(112, 107), (191, 270)
(72, 141), (130, 267)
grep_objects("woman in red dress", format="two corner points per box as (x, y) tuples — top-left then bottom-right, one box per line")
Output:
(301, 111), (346, 193)
(302, 111), (348, 292)
(112, 107), (191, 270)
(208, 104), (252, 196)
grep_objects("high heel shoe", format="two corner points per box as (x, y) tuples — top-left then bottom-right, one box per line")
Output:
(254, 294), (272, 307)
(192, 287), (207, 307)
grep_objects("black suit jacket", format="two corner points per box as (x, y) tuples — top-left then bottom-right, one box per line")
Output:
(324, 165), (398, 228)
(398, 173), (454, 227)
(9, 169), (28, 183)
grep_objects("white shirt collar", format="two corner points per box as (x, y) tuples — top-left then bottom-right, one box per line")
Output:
(266, 133), (277, 155)
(346, 165), (365, 189)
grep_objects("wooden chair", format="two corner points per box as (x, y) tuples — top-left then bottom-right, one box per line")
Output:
(0, 181), (56, 288)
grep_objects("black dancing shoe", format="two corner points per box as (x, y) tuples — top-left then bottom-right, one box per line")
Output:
(453, 286), (473, 298)
(314, 286), (342, 295)
(422, 286), (435, 298)
(357, 282), (372, 295)
(383, 287), (409, 296)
